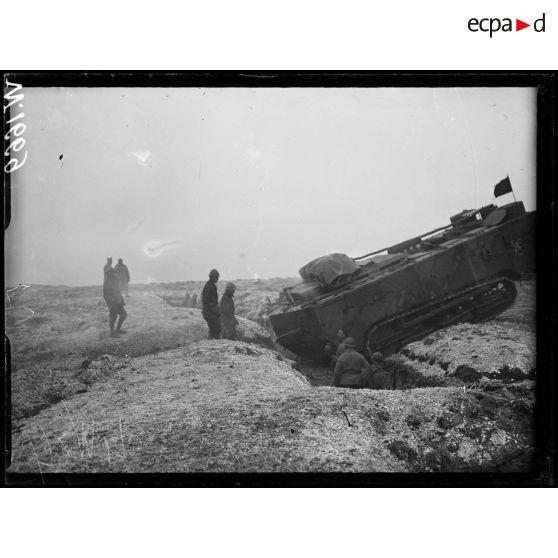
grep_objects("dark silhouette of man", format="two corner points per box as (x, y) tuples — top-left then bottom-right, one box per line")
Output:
(103, 257), (113, 281)
(361, 352), (393, 390)
(202, 269), (221, 339)
(324, 329), (349, 369)
(333, 337), (369, 388)
(103, 268), (127, 337)
(220, 282), (239, 340)
(114, 258), (130, 296)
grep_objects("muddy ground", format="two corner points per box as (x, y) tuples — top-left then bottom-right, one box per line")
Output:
(5, 281), (536, 474)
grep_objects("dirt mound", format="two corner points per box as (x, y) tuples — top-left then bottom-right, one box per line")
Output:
(388, 319), (536, 389)
(8, 285), (271, 421)
(10, 340), (534, 474)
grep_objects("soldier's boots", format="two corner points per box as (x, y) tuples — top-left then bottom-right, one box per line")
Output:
(115, 316), (127, 334)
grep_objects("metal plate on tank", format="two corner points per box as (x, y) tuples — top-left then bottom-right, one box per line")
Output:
(483, 208), (507, 227)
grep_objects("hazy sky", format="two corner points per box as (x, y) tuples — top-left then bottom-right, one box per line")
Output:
(6, 87), (536, 286)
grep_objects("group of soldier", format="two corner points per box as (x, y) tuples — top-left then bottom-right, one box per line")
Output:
(101, 263), (390, 389)
(325, 329), (393, 390)
(101, 263), (239, 340)
(102, 257), (131, 338)
(201, 268), (239, 340)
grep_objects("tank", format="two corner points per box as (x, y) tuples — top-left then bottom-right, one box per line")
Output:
(268, 194), (535, 360)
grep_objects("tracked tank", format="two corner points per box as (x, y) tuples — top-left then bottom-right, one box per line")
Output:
(268, 193), (535, 360)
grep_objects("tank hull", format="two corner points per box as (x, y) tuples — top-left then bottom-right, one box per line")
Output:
(269, 205), (535, 359)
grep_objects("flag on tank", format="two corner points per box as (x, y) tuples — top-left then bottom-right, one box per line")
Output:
(494, 176), (513, 198)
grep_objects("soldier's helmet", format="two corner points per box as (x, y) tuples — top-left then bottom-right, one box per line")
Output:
(209, 269), (220, 278)
(372, 351), (384, 363)
(344, 337), (356, 348)
(225, 282), (236, 291)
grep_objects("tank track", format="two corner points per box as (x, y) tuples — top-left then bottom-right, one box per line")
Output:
(365, 278), (517, 359)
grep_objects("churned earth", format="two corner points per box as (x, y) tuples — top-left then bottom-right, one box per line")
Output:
(5, 281), (536, 474)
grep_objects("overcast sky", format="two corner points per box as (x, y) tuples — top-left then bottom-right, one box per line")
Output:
(6, 86), (536, 286)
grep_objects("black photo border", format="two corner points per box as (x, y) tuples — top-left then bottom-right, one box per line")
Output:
(2, 70), (556, 487)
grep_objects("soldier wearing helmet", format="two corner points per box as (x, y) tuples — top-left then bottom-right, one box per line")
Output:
(324, 328), (349, 369)
(361, 351), (393, 390)
(333, 337), (369, 388)
(220, 282), (239, 340)
(202, 269), (221, 339)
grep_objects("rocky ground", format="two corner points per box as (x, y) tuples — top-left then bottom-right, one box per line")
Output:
(5, 281), (537, 474)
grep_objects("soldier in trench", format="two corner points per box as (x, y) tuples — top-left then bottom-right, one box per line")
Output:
(361, 351), (393, 390)
(324, 328), (349, 369)
(184, 292), (192, 308)
(333, 337), (370, 388)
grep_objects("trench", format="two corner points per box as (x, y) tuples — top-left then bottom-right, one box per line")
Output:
(296, 357), (428, 389)
(158, 292), (535, 394)
(159, 294), (200, 309)
(159, 293), (438, 390)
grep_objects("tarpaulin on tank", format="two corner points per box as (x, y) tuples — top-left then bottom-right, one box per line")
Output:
(299, 253), (360, 288)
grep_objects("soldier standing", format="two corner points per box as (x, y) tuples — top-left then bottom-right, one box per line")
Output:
(184, 292), (192, 308)
(103, 257), (113, 281)
(103, 268), (127, 337)
(324, 329), (349, 367)
(191, 293), (198, 308)
(202, 269), (221, 339)
(333, 337), (369, 388)
(114, 258), (131, 296)
(220, 282), (239, 340)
